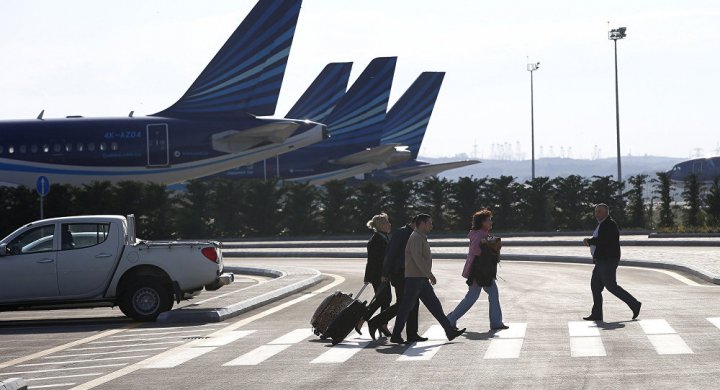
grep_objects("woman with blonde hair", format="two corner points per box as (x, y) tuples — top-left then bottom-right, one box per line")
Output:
(355, 213), (393, 336)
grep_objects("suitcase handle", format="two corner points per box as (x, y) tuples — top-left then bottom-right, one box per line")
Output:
(354, 282), (369, 301)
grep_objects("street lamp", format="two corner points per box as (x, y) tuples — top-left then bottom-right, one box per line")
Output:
(609, 26), (627, 194)
(527, 60), (540, 180)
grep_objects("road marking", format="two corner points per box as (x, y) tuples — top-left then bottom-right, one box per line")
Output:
(26, 373), (103, 382)
(18, 355), (149, 367)
(224, 345), (292, 366)
(638, 319), (693, 355)
(66, 341), (184, 351)
(46, 347), (169, 359)
(74, 273), (344, 389)
(223, 329), (311, 366)
(0, 363), (127, 376)
(144, 347), (216, 369)
(124, 324), (217, 333)
(191, 276), (268, 305)
(398, 325), (446, 361)
(194, 330), (256, 347)
(648, 269), (704, 287)
(484, 323), (527, 359)
(28, 383), (75, 389)
(88, 334), (200, 344)
(311, 333), (372, 364)
(568, 321), (606, 357)
(0, 327), (136, 370)
(706, 317), (720, 330)
(109, 329), (215, 338)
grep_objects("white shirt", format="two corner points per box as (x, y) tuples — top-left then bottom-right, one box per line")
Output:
(590, 217), (607, 257)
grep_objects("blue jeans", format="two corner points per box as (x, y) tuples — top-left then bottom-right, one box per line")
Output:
(447, 280), (503, 328)
(391, 277), (453, 339)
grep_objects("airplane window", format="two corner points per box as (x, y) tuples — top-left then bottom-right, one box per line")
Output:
(99, 143), (106, 151)
(65, 143), (72, 152)
(77, 143), (84, 152)
(88, 143), (96, 152)
(43, 144), (50, 153)
(8, 146), (14, 154)
(110, 142), (118, 151)
(31, 145), (38, 153)
(53, 144), (61, 153)
(19, 145), (27, 153)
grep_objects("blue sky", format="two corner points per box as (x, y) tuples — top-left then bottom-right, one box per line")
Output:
(1, 0), (718, 160)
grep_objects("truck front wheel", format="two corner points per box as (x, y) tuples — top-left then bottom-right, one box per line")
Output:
(119, 277), (174, 321)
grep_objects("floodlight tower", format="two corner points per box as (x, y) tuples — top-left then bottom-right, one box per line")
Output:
(527, 60), (540, 180)
(609, 26), (627, 194)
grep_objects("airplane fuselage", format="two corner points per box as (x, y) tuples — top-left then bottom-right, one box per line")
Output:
(0, 116), (324, 186)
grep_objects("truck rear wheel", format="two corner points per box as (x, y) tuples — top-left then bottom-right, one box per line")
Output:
(119, 277), (173, 322)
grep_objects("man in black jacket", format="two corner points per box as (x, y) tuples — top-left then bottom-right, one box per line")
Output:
(582, 203), (642, 321)
(365, 219), (426, 342)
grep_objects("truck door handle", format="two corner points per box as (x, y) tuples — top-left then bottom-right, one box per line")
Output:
(95, 253), (113, 258)
(37, 258), (55, 263)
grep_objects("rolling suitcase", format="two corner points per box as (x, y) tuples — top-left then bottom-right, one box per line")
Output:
(325, 283), (374, 345)
(310, 288), (358, 339)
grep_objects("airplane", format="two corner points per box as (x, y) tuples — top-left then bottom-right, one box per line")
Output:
(215, 57), (398, 185)
(668, 156), (720, 183)
(0, 0), (328, 187)
(361, 72), (480, 182)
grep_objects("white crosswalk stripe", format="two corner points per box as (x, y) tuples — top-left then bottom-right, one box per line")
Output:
(638, 319), (693, 355)
(224, 329), (313, 366)
(484, 323), (527, 359)
(708, 317), (720, 330)
(398, 325), (446, 361)
(144, 330), (255, 369)
(568, 321), (606, 357)
(311, 328), (372, 364)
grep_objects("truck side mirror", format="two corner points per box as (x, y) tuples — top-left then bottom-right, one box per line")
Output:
(0, 243), (7, 257)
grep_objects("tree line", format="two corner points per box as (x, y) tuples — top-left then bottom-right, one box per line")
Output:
(1, 173), (718, 240)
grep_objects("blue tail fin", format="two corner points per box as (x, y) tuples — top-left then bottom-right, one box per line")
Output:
(285, 62), (352, 123)
(315, 57), (396, 153)
(153, 0), (302, 119)
(381, 72), (445, 159)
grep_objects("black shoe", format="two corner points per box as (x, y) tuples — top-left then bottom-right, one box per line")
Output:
(406, 335), (428, 343)
(390, 336), (407, 345)
(632, 302), (642, 320)
(446, 327), (466, 341)
(368, 320), (379, 341)
(354, 319), (365, 335)
(379, 324), (392, 338)
(583, 315), (603, 321)
(491, 324), (509, 330)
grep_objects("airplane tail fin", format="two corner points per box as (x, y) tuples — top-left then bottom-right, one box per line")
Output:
(381, 72), (445, 159)
(152, 0), (302, 119)
(285, 62), (353, 123)
(318, 57), (397, 152)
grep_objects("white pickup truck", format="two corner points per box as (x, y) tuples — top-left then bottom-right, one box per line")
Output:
(0, 215), (233, 321)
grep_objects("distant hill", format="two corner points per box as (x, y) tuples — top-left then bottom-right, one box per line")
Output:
(424, 155), (686, 181)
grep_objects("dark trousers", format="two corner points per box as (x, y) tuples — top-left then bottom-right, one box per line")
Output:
(368, 272), (419, 337)
(364, 281), (392, 321)
(591, 260), (639, 318)
(391, 277), (452, 339)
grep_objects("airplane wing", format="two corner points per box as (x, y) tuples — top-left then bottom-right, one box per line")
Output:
(385, 160), (481, 181)
(329, 144), (406, 166)
(211, 122), (301, 154)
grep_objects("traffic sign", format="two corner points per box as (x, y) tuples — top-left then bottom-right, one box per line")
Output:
(36, 176), (50, 197)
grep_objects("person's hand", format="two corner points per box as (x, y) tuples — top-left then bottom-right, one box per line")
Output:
(381, 276), (389, 283)
(429, 275), (437, 285)
(583, 238), (590, 246)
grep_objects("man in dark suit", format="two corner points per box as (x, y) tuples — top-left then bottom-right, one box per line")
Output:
(583, 203), (642, 321)
(365, 218), (426, 342)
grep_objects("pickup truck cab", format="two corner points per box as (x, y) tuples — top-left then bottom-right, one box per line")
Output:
(0, 215), (233, 321)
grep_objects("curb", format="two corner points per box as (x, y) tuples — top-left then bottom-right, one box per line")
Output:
(0, 378), (27, 390)
(222, 251), (720, 285)
(157, 266), (323, 323)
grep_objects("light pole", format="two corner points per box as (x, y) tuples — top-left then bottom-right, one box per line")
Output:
(527, 60), (540, 180)
(609, 26), (627, 194)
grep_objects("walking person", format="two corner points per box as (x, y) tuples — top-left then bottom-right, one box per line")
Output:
(390, 214), (466, 344)
(366, 218), (426, 342)
(582, 203), (642, 321)
(355, 213), (393, 335)
(447, 209), (508, 330)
